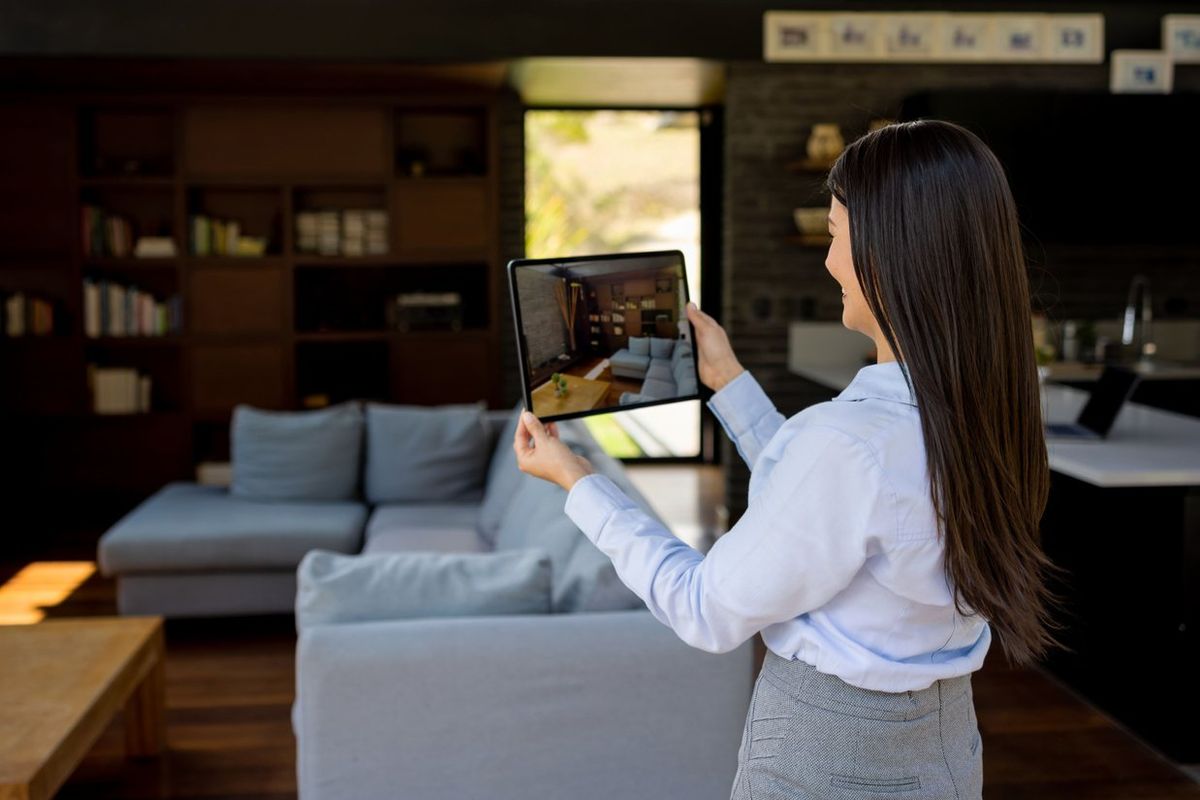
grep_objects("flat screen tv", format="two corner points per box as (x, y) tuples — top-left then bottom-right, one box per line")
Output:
(898, 90), (1200, 245)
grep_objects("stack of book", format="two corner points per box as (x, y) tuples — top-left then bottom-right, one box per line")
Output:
(81, 205), (135, 258)
(2, 291), (57, 336)
(295, 208), (387, 256)
(87, 364), (153, 414)
(189, 214), (268, 257)
(82, 278), (182, 337)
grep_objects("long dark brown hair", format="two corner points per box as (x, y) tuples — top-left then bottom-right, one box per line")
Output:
(827, 119), (1067, 666)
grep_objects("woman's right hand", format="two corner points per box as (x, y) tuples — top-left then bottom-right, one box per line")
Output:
(685, 302), (745, 393)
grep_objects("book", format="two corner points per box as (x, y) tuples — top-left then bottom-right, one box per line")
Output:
(84, 279), (101, 337)
(133, 237), (177, 258)
(92, 366), (141, 414)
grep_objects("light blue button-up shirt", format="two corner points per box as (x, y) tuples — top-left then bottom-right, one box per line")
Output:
(563, 360), (991, 692)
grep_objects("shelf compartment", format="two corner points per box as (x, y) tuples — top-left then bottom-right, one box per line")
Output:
(80, 186), (177, 259)
(86, 346), (185, 413)
(183, 106), (390, 180)
(296, 339), (390, 407)
(393, 181), (488, 250)
(189, 266), (285, 336)
(394, 109), (488, 177)
(391, 336), (490, 406)
(293, 185), (389, 257)
(191, 342), (286, 413)
(79, 107), (175, 178)
(293, 263), (488, 334)
(187, 185), (284, 257)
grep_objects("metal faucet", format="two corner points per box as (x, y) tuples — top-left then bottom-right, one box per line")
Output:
(1121, 273), (1155, 364)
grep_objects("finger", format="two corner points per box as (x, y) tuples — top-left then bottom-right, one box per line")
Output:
(521, 410), (547, 441)
(513, 414), (536, 458)
(546, 421), (559, 439)
(687, 301), (712, 325)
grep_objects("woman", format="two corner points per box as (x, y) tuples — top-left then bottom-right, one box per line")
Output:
(513, 119), (1065, 799)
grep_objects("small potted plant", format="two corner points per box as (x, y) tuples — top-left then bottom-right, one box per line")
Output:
(550, 373), (569, 397)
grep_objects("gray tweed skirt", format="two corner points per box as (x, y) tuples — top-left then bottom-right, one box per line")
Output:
(730, 649), (982, 799)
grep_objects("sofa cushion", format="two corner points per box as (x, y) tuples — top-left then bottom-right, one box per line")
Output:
(295, 548), (552, 629)
(231, 401), (363, 502)
(364, 401), (490, 504)
(639, 377), (677, 399)
(364, 503), (488, 555)
(494, 475), (586, 585)
(555, 538), (644, 613)
(476, 402), (525, 545)
(98, 482), (365, 575)
(670, 342), (692, 368)
(627, 336), (650, 356)
(610, 349), (650, 374)
(649, 337), (675, 359)
(645, 361), (674, 383)
(676, 373), (699, 396)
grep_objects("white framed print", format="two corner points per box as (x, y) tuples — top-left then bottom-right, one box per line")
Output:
(763, 12), (828, 62)
(883, 13), (940, 60)
(994, 15), (1046, 60)
(828, 14), (883, 60)
(942, 14), (994, 61)
(1110, 50), (1174, 93)
(1163, 14), (1200, 63)
(1047, 14), (1104, 62)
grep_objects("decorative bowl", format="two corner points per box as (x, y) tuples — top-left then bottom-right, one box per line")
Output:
(793, 207), (828, 235)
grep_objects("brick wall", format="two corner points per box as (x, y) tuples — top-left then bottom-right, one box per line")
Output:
(720, 61), (1200, 521)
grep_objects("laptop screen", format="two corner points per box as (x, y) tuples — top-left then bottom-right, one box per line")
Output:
(1077, 365), (1141, 435)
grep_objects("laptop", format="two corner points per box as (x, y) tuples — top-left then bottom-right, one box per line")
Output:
(1044, 365), (1141, 440)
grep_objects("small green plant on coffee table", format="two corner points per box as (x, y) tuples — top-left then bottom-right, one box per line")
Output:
(550, 372), (570, 397)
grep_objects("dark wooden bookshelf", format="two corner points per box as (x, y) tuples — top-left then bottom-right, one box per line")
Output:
(0, 85), (504, 507)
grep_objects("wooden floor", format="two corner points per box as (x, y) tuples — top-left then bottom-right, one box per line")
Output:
(1, 465), (1197, 798)
(556, 355), (648, 406)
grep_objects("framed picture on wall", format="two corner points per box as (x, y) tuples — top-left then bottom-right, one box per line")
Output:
(655, 277), (673, 293)
(610, 284), (624, 302)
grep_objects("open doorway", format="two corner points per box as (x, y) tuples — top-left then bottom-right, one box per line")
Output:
(525, 109), (702, 459)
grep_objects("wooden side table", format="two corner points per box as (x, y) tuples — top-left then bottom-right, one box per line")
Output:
(0, 616), (166, 800)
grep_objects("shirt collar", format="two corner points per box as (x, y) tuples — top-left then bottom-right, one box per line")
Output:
(834, 360), (918, 407)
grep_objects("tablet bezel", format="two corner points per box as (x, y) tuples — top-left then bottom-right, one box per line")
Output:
(507, 249), (702, 423)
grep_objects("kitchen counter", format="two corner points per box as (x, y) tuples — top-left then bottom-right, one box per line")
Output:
(789, 363), (1200, 488)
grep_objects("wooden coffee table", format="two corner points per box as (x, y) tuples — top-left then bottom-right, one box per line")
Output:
(530, 373), (611, 417)
(0, 617), (166, 800)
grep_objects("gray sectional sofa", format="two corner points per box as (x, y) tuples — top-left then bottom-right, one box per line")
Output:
(611, 334), (698, 405)
(98, 400), (755, 800)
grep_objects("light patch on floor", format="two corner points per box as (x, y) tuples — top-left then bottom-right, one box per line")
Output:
(0, 561), (97, 624)
(583, 358), (609, 381)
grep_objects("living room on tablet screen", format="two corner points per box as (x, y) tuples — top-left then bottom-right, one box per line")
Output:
(511, 251), (699, 421)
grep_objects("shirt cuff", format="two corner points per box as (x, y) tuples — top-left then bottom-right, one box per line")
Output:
(705, 368), (768, 438)
(563, 472), (636, 545)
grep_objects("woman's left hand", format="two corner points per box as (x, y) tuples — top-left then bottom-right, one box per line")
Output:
(513, 410), (595, 491)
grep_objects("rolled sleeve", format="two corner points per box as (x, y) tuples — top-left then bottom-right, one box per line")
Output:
(564, 472), (634, 545)
(705, 369), (786, 470)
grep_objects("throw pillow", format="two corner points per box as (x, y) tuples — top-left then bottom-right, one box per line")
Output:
(295, 548), (552, 629)
(627, 336), (650, 356)
(231, 401), (364, 502)
(555, 537), (644, 613)
(477, 402), (525, 545)
(364, 401), (490, 504)
(649, 337), (675, 359)
(494, 475), (585, 582)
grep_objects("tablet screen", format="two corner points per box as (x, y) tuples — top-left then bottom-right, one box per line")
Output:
(508, 250), (699, 422)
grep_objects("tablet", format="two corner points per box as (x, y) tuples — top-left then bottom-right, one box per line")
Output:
(507, 249), (700, 422)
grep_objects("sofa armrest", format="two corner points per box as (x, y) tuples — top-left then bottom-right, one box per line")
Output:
(295, 609), (754, 800)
